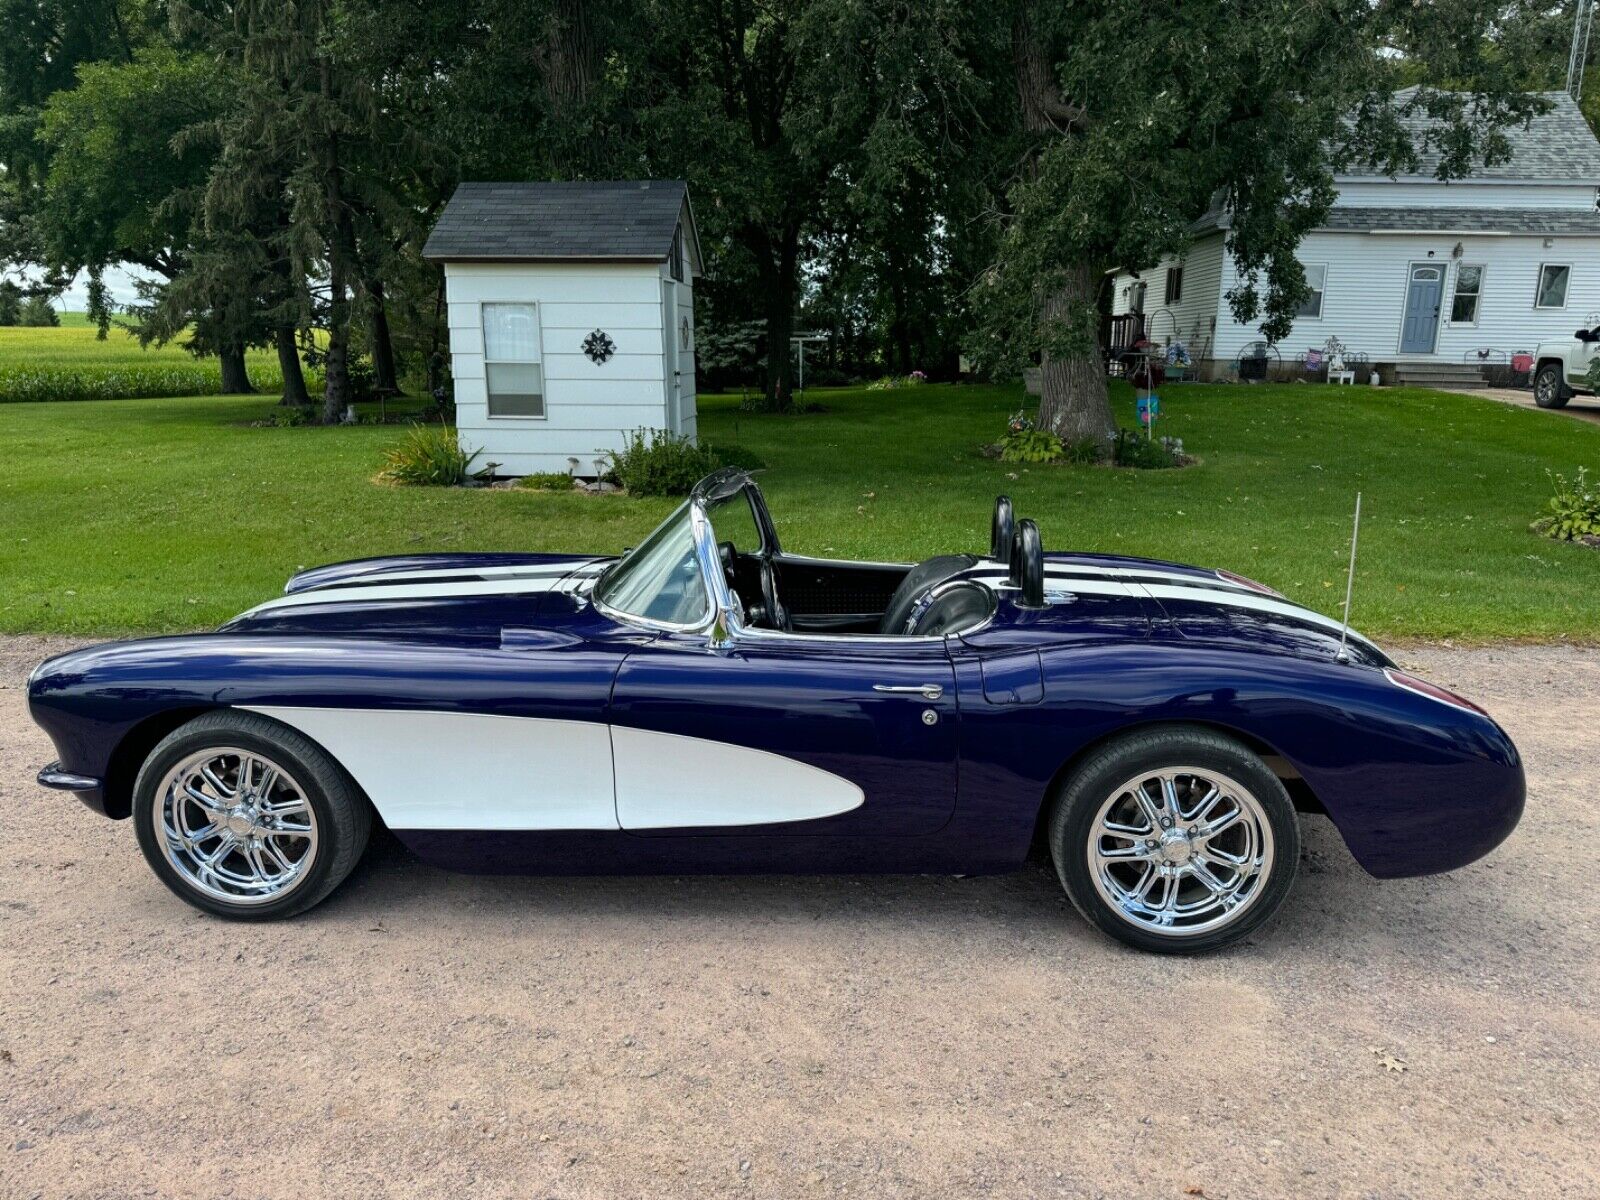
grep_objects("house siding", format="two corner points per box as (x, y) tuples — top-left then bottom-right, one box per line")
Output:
(445, 261), (695, 477)
(1110, 235), (1225, 357)
(1210, 230), (1600, 365)
(1333, 180), (1597, 209)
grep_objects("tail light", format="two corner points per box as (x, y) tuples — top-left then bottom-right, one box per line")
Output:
(1384, 668), (1488, 716)
(1214, 568), (1283, 598)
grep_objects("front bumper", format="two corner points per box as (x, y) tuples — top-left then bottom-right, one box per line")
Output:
(37, 762), (108, 815)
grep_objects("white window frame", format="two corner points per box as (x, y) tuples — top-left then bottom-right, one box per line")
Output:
(1449, 262), (1485, 327)
(1296, 262), (1327, 321)
(1165, 265), (1183, 305)
(481, 301), (546, 420)
(1535, 263), (1571, 311)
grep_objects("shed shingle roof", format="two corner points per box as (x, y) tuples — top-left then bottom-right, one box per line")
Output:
(422, 180), (691, 262)
(1340, 90), (1600, 181)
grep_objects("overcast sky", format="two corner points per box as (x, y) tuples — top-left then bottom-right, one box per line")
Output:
(2, 262), (157, 311)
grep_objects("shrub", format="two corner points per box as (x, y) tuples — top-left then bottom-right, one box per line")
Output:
(603, 429), (766, 496)
(517, 470), (576, 491)
(265, 405), (313, 428)
(866, 372), (929, 391)
(998, 428), (1065, 463)
(1532, 467), (1600, 541)
(1060, 436), (1105, 465)
(379, 423), (482, 486)
(1112, 428), (1182, 469)
(19, 297), (60, 327)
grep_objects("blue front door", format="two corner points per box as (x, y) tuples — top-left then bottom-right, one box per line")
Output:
(1400, 264), (1444, 354)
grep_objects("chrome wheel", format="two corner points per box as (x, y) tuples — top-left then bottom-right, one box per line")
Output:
(154, 747), (319, 906)
(1086, 766), (1274, 939)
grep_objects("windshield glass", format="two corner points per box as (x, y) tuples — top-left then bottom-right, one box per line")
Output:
(593, 500), (710, 626)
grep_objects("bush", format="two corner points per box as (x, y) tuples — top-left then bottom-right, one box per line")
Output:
(998, 429), (1065, 463)
(865, 372), (929, 391)
(19, 297), (59, 327)
(265, 405), (313, 428)
(379, 423), (482, 486)
(1532, 467), (1600, 541)
(517, 470), (576, 491)
(1112, 429), (1182, 469)
(604, 429), (767, 497)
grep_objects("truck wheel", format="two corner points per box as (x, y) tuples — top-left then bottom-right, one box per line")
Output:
(1534, 363), (1571, 409)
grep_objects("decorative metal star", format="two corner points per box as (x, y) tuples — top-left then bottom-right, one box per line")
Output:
(582, 329), (616, 365)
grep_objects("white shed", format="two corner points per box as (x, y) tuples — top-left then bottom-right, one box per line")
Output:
(422, 180), (702, 477)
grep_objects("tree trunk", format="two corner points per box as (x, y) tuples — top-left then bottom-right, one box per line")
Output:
(543, 0), (597, 111)
(320, 60), (356, 425)
(366, 278), (401, 395)
(218, 341), (254, 394)
(1012, 0), (1106, 442)
(755, 227), (801, 412)
(1035, 258), (1114, 443)
(276, 327), (311, 406)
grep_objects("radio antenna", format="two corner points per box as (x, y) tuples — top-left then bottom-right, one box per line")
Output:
(1336, 492), (1362, 663)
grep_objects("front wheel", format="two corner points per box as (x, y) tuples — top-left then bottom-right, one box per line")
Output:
(1048, 727), (1300, 954)
(1534, 363), (1571, 409)
(132, 710), (372, 920)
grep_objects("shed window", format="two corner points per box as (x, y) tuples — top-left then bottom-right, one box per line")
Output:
(1450, 264), (1484, 325)
(1164, 266), (1183, 305)
(1536, 263), (1570, 310)
(1296, 264), (1326, 319)
(482, 302), (544, 418)
(670, 225), (685, 284)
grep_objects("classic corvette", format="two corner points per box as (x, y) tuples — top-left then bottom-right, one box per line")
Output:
(28, 469), (1523, 952)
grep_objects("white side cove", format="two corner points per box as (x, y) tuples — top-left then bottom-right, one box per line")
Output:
(242, 707), (619, 831)
(612, 725), (864, 830)
(241, 706), (867, 833)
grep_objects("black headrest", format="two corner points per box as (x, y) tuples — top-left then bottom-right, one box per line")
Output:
(1008, 519), (1044, 607)
(991, 495), (1015, 564)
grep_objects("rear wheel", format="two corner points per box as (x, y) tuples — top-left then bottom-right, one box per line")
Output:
(132, 710), (371, 919)
(1048, 727), (1299, 954)
(1534, 363), (1571, 409)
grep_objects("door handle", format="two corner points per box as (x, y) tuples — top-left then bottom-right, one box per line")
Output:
(873, 683), (944, 700)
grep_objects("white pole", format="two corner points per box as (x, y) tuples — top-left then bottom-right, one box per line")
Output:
(1336, 492), (1362, 663)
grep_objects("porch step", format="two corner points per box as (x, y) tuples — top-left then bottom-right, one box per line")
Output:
(1392, 363), (1489, 389)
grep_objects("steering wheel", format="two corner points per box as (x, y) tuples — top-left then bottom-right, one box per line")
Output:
(757, 559), (791, 631)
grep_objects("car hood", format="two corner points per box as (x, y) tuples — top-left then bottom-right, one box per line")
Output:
(219, 553), (613, 645)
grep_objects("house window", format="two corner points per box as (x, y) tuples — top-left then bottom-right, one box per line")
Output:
(670, 225), (685, 284)
(1536, 263), (1571, 310)
(1296, 264), (1326, 319)
(1450, 264), (1484, 325)
(1164, 266), (1183, 305)
(482, 302), (544, 418)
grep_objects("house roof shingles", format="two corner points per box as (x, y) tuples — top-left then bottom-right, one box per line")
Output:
(422, 180), (689, 262)
(1319, 206), (1600, 234)
(1340, 90), (1600, 182)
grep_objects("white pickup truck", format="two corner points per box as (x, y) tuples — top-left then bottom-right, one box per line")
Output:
(1533, 326), (1600, 408)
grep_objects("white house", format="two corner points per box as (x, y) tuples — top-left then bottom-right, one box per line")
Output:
(1111, 92), (1600, 384)
(423, 180), (701, 477)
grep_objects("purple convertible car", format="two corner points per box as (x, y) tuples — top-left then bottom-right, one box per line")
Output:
(27, 470), (1523, 953)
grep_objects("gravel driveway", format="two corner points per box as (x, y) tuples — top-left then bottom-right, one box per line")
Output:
(1, 635), (1595, 1199)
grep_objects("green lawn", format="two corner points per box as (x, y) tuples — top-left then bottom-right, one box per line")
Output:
(1, 381), (1597, 640)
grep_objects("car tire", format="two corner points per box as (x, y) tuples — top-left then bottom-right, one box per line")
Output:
(1534, 363), (1571, 409)
(1048, 726), (1300, 954)
(132, 710), (372, 920)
